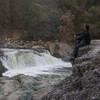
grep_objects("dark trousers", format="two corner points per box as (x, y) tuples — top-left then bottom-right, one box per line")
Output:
(73, 40), (87, 58)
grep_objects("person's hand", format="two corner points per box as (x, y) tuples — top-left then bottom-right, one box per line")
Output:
(74, 34), (77, 41)
(74, 34), (76, 38)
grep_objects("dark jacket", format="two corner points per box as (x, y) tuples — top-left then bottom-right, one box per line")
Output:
(76, 30), (91, 44)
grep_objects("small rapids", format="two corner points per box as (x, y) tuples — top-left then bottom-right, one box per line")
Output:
(0, 48), (72, 77)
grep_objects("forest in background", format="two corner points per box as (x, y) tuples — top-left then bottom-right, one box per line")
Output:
(0, 0), (100, 41)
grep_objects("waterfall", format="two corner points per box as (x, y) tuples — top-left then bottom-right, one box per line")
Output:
(0, 48), (72, 77)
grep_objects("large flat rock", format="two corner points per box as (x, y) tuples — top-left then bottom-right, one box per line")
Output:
(42, 40), (100, 100)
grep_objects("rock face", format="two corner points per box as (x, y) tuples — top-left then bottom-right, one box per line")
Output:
(47, 42), (72, 61)
(1, 39), (72, 61)
(0, 61), (7, 77)
(0, 69), (72, 100)
(0, 76), (34, 100)
(0, 51), (7, 77)
(1, 40), (100, 100)
(0, 40), (72, 100)
(42, 40), (100, 100)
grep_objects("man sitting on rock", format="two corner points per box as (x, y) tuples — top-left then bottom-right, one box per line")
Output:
(71, 24), (91, 63)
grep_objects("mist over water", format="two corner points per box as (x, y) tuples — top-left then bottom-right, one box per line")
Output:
(0, 48), (72, 77)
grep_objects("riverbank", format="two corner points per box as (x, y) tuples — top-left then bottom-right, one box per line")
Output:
(0, 39), (72, 60)
(0, 39), (72, 77)
(0, 42), (72, 100)
(42, 40), (100, 100)
(0, 40), (100, 100)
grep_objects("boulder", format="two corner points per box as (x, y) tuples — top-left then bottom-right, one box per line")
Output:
(0, 50), (7, 77)
(0, 61), (7, 77)
(42, 40), (100, 100)
(7, 89), (33, 100)
(47, 42), (73, 61)
(32, 45), (45, 49)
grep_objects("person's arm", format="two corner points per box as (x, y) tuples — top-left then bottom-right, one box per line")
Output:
(77, 32), (86, 40)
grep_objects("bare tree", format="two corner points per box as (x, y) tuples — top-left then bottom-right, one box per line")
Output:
(59, 0), (89, 44)
(59, 10), (75, 44)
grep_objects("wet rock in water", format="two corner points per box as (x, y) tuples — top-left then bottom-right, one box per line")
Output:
(0, 64), (71, 100)
(0, 50), (7, 77)
(0, 61), (7, 77)
(24, 43), (32, 48)
(47, 42), (72, 61)
(42, 40), (100, 100)
(32, 45), (45, 49)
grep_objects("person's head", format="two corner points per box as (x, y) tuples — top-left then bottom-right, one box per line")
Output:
(83, 24), (90, 31)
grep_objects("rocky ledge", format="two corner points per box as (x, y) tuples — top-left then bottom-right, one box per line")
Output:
(0, 39), (72, 61)
(42, 40), (100, 100)
(0, 74), (70, 100)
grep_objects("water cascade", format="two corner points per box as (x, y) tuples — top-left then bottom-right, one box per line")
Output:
(0, 48), (72, 77)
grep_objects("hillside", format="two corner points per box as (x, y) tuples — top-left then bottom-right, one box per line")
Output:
(0, 0), (100, 41)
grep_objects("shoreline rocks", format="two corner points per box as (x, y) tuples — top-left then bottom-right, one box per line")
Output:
(0, 39), (73, 100)
(0, 40), (100, 100)
(0, 39), (73, 61)
(0, 61), (7, 77)
(42, 40), (100, 100)
(0, 51), (7, 77)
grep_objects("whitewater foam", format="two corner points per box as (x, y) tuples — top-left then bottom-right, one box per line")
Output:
(0, 48), (72, 77)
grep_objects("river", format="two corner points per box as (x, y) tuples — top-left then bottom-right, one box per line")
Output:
(0, 48), (72, 100)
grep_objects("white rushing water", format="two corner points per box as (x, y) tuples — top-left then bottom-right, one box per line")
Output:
(0, 48), (72, 77)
